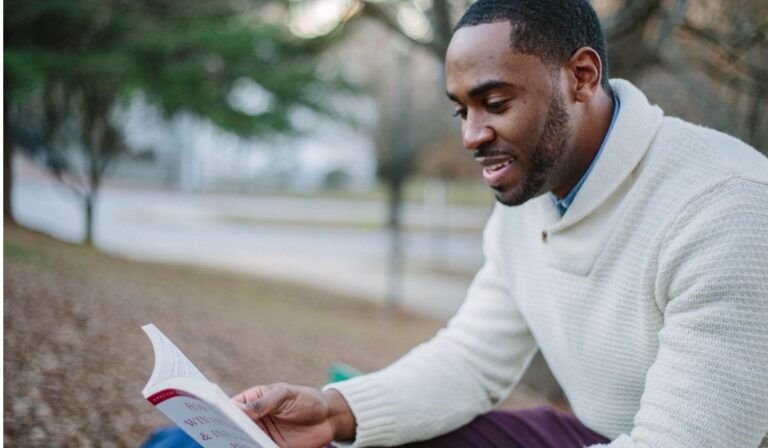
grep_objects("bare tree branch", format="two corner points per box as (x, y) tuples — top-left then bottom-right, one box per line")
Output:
(680, 56), (767, 96)
(51, 166), (88, 199)
(602, 0), (661, 41)
(680, 20), (768, 82)
(650, 0), (688, 54)
(681, 20), (767, 60)
(361, 1), (442, 57)
(428, 0), (452, 58)
(730, 21), (768, 54)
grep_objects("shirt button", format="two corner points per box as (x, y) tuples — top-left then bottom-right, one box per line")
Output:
(541, 231), (548, 243)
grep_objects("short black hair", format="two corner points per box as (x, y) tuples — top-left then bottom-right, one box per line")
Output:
(454, 0), (611, 93)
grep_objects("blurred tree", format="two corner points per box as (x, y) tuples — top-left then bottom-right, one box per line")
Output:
(5, 0), (353, 244)
(601, 0), (767, 151)
(357, 0), (455, 59)
(4, 102), (14, 224)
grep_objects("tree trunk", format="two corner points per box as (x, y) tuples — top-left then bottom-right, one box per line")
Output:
(386, 47), (413, 307)
(387, 177), (404, 307)
(83, 193), (95, 246)
(428, 0), (452, 59)
(4, 100), (16, 224)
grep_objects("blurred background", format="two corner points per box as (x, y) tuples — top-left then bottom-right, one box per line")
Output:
(4, 0), (767, 446)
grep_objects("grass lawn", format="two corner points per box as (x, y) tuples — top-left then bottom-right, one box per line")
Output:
(3, 223), (556, 447)
(4, 224), (443, 447)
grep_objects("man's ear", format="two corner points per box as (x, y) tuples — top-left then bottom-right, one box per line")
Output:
(566, 47), (603, 103)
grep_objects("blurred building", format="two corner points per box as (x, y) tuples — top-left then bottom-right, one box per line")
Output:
(115, 93), (377, 192)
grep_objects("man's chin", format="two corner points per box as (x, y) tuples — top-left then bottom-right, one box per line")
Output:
(492, 181), (548, 207)
(493, 188), (529, 207)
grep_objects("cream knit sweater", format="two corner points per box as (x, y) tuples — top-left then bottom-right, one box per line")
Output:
(328, 80), (768, 448)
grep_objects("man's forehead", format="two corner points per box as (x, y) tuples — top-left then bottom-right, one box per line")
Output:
(445, 22), (553, 98)
(446, 22), (514, 69)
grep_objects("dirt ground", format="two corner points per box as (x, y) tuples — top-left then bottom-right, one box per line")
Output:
(3, 224), (551, 447)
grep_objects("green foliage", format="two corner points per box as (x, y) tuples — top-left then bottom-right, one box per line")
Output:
(5, 0), (353, 137)
(4, 0), (355, 243)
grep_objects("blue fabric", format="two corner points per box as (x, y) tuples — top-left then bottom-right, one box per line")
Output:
(550, 95), (620, 216)
(141, 427), (201, 448)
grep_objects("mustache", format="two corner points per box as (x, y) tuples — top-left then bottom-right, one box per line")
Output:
(472, 146), (511, 159)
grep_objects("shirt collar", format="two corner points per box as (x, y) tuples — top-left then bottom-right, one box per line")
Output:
(550, 94), (620, 216)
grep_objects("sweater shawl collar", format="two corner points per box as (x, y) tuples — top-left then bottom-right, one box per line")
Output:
(531, 79), (664, 275)
(554, 79), (663, 230)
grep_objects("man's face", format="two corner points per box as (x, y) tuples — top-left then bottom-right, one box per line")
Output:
(446, 21), (573, 206)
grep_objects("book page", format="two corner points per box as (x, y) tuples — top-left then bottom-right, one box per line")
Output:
(150, 385), (277, 448)
(142, 324), (208, 394)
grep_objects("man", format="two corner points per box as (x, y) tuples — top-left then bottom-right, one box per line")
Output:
(234, 0), (768, 446)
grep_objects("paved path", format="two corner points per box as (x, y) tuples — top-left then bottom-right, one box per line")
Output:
(12, 166), (492, 319)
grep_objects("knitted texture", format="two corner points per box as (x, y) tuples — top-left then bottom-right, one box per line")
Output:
(328, 80), (768, 447)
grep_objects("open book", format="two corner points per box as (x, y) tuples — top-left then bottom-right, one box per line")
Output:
(142, 324), (278, 448)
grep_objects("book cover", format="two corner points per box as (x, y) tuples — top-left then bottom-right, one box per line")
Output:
(142, 324), (278, 448)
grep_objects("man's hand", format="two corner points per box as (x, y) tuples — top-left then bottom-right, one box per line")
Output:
(232, 383), (356, 448)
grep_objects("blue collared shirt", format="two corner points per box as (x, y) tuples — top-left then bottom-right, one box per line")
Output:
(550, 95), (620, 216)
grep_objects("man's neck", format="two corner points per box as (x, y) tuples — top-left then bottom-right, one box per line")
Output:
(551, 89), (616, 199)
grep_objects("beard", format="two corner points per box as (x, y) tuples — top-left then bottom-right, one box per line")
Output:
(494, 88), (571, 206)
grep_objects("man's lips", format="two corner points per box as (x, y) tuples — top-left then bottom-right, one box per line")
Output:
(475, 155), (517, 170)
(475, 154), (518, 186)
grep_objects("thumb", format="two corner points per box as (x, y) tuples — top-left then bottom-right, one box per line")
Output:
(244, 385), (290, 419)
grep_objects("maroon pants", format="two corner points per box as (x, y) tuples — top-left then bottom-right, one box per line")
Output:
(396, 407), (609, 448)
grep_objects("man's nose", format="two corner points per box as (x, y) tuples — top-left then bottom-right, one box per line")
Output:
(462, 113), (495, 150)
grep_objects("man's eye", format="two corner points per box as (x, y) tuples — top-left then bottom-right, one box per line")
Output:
(485, 101), (506, 111)
(452, 109), (467, 119)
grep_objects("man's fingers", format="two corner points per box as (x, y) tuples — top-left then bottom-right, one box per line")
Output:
(243, 385), (289, 419)
(245, 399), (264, 415)
(232, 393), (249, 408)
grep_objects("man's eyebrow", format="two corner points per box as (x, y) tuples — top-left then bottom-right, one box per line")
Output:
(446, 80), (517, 102)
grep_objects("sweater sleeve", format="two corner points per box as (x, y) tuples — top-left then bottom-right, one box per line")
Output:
(325, 207), (538, 447)
(592, 178), (768, 448)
